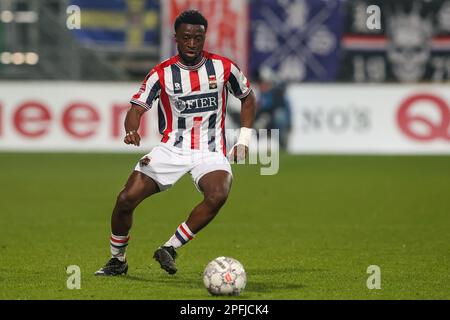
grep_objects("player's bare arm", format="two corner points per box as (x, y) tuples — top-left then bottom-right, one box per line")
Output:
(229, 90), (257, 162)
(124, 104), (146, 146)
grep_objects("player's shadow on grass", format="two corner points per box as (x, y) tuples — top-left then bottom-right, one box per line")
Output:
(120, 269), (203, 285)
(245, 266), (327, 276)
(122, 275), (154, 282)
(121, 266), (323, 293)
(243, 266), (326, 292)
(246, 281), (305, 292)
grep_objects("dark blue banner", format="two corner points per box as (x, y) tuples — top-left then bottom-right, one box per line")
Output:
(249, 0), (343, 82)
(70, 0), (160, 47)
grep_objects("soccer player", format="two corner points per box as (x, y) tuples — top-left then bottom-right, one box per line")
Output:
(95, 10), (256, 276)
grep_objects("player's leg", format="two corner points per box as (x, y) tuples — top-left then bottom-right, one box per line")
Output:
(95, 171), (160, 276)
(154, 170), (232, 274)
(111, 171), (160, 236)
(185, 170), (232, 232)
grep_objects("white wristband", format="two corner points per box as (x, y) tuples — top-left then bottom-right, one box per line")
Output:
(237, 127), (252, 147)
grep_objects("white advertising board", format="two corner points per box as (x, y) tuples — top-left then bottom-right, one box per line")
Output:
(0, 82), (161, 152)
(1, 82), (450, 154)
(287, 84), (450, 154)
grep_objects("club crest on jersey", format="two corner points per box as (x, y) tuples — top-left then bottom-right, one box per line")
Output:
(208, 75), (217, 89)
(177, 92), (218, 114)
(174, 98), (187, 112)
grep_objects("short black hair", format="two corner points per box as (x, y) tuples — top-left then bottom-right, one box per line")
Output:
(174, 10), (208, 32)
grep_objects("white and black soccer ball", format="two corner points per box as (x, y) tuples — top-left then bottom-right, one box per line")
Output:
(203, 256), (247, 296)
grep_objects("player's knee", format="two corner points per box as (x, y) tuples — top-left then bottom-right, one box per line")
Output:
(116, 191), (139, 212)
(204, 189), (229, 211)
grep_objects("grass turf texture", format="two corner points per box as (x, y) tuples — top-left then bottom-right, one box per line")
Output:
(0, 152), (449, 300)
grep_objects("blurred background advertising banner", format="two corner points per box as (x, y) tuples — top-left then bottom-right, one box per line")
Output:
(287, 84), (450, 154)
(70, 0), (160, 48)
(338, 0), (450, 83)
(249, 0), (343, 82)
(0, 83), (161, 152)
(160, 0), (249, 72)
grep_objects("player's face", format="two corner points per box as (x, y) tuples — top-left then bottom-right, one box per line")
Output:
(175, 23), (206, 65)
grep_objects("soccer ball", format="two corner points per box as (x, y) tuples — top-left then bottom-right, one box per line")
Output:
(203, 256), (247, 296)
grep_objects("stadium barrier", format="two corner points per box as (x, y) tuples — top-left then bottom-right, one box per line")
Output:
(0, 82), (161, 151)
(0, 82), (449, 154)
(287, 84), (450, 154)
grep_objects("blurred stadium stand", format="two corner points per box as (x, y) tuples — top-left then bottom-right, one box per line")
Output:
(1, 0), (450, 82)
(0, 0), (160, 80)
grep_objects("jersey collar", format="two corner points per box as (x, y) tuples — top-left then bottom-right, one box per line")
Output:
(176, 52), (207, 70)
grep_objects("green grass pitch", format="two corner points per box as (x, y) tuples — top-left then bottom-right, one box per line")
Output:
(0, 152), (449, 299)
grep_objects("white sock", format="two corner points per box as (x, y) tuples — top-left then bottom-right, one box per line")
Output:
(163, 222), (195, 249)
(110, 234), (130, 262)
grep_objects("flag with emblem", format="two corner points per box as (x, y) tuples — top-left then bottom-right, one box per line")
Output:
(70, 0), (160, 49)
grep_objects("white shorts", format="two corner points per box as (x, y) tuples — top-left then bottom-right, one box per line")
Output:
(134, 143), (232, 192)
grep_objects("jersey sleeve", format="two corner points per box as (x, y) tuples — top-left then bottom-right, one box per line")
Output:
(130, 69), (161, 110)
(226, 62), (252, 99)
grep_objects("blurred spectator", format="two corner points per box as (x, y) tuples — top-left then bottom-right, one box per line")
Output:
(253, 67), (292, 150)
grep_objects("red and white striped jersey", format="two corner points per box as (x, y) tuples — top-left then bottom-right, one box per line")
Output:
(130, 51), (251, 155)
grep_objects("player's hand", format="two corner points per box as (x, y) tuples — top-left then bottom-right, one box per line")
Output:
(227, 144), (248, 163)
(124, 130), (141, 146)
